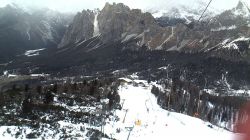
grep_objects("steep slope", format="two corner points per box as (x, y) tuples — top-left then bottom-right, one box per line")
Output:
(154, 1), (250, 61)
(234, 0), (250, 18)
(104, 79), (237, 140)
(0, 4), (73, 62)
(57, 1), (250, 62)
(58, 10), (95, 48)
(0, 77), (240, 140)
(2, 1), (250, 80)
(58, 3), (175, 50)
(210, 0), (250, 28)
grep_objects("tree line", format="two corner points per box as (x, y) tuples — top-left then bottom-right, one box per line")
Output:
(151, 77), (248, 131)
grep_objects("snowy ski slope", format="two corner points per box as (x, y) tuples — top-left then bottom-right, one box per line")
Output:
(104, 79), (241, 140)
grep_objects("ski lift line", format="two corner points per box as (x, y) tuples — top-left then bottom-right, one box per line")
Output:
(125, 126), (134, 140)
(123, 109), (129, 123)
(167, 0), (214, 80)
(198, 0), (213, 22)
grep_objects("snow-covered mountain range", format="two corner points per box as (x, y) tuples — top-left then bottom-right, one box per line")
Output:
(0, 1), (249, 63)
(53, 1), (250, 62)
(0, 1), (250, 80)
(0, 2), (250, 139)
(151, 3), (218, 22)
(151, 0), (249, 20)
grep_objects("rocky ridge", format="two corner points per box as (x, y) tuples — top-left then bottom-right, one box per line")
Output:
(58, 1), (250, 62)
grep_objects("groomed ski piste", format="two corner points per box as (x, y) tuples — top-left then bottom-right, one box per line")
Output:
(0, 76), (243, 140)
(104, 78), (241, 140)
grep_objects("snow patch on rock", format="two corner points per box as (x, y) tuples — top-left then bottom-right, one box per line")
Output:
(24, 48), (45, 57)
(211, 25), (237, 32)
(222, 37), (250, 50)
(93, 12), (100, 37)
(122, 34), (138, 43)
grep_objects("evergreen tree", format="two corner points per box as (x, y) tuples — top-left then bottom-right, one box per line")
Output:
(72, 83), (77, 92)
(36, 85), (42, 94)
(52, 84), (58, 93)
(22, 95), (32, 114)
(24, 84), (29, 92)
(12, 84), (17, 90)
(44, 91), (54, 104)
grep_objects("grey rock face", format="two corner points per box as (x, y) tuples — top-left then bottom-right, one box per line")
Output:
(154, 1), (250, 59)
(59, 2), (173, 49)
(97, 3), (130, 42)
(98, 2), (175, 49)
(58, 10), (95, 48)
(58, 2), (250, 61)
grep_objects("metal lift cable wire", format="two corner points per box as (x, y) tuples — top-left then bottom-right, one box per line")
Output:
(198, 0), (213, 22)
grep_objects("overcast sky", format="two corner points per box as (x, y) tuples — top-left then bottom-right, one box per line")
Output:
(0, 0), (248, 13)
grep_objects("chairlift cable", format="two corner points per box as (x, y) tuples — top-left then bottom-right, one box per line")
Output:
(198, 0), (213, 22)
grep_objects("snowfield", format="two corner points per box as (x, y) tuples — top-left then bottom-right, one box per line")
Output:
(104, 80), (240, 140)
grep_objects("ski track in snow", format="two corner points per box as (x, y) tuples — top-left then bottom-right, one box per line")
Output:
(104, 80), (240, 140)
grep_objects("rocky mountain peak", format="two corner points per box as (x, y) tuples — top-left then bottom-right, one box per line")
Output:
(236, 0), (245, 9)
(103, 2), (130, 13)
(0, 3), (28, 18)
(152, 2), (217, 23)
(58, 10), (94, 48)
(4, 3), (23, 11)
(236, 0), (249, 10)
(57, 2), (250, 62)
(233, 0), (250, 17)
(58, 2), (166, 48)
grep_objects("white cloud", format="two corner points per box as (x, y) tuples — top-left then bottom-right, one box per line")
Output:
(0, 0), (248, 13)
(0, 0), (10, 7)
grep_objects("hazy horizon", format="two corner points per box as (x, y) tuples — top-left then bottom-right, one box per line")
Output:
(0, 0), (248, 13)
